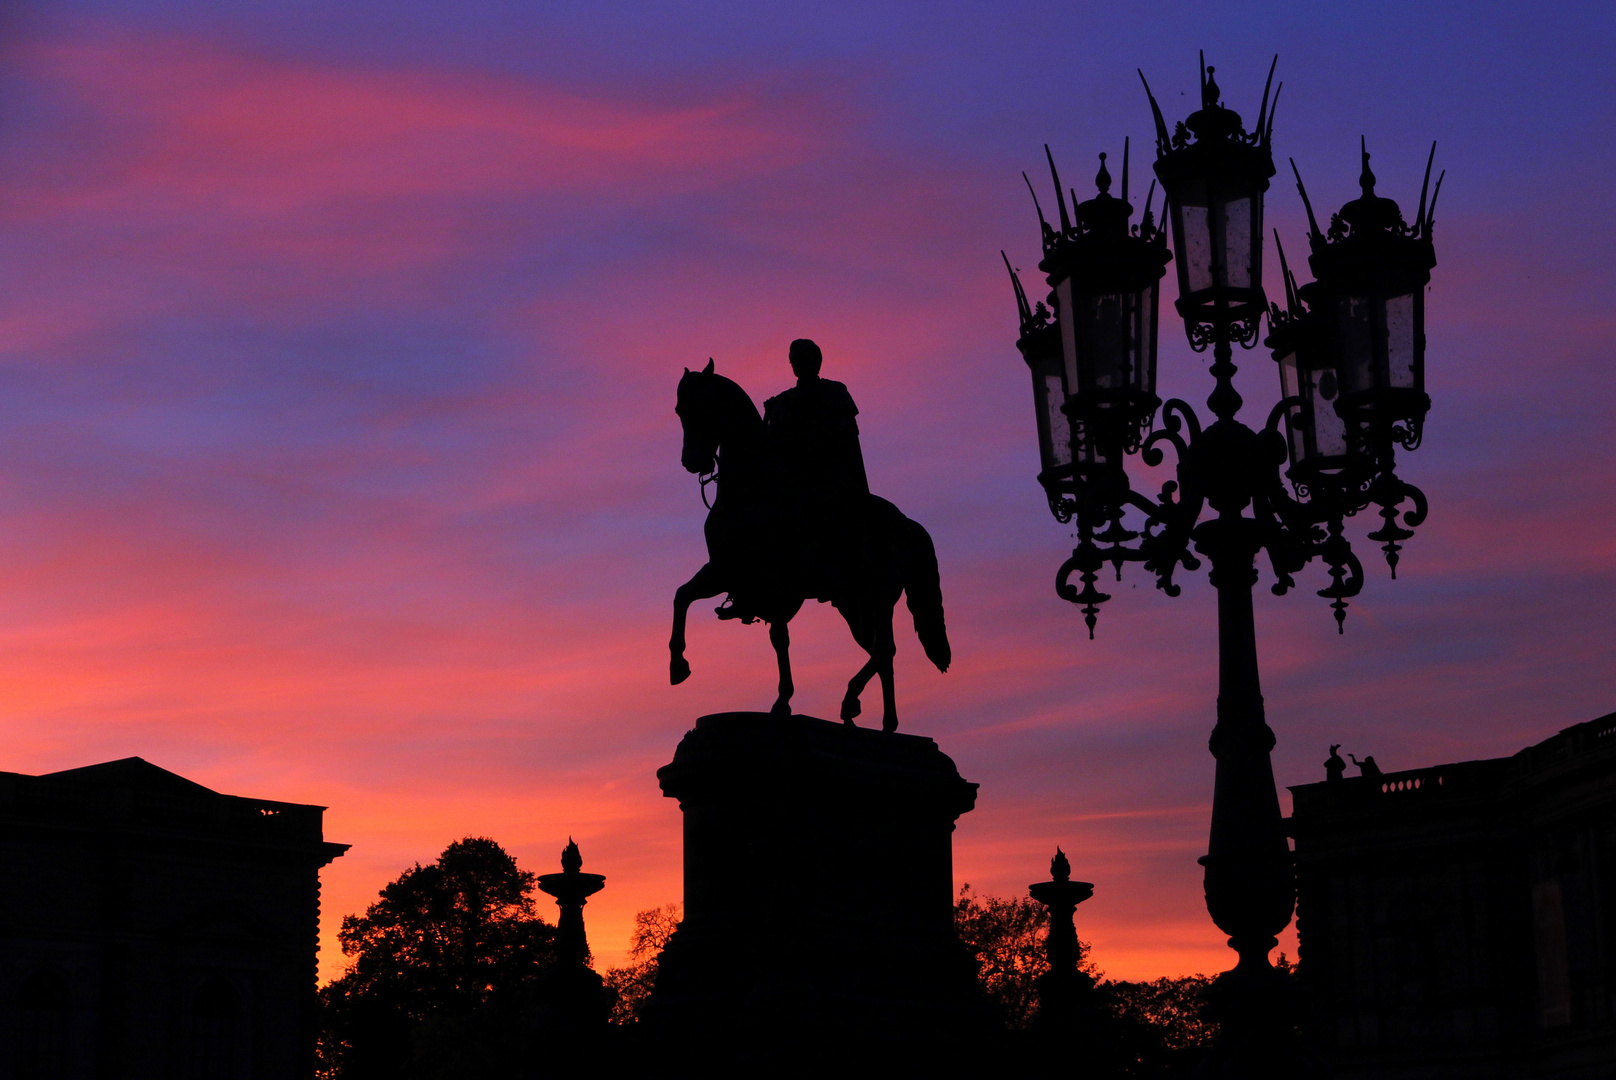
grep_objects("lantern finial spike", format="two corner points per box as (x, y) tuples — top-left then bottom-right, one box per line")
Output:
(1255, 55), (1278, 144)
(1291, 158), (1323, 244)
(1022, 171), (1051, 236)
(1120, 138), (1129, 204)
(1204, 63), (1220, 109)
(1359, 136), (1376, 197)
(1139, 70), (1171, 155)
(1001, 250), (1032, 324)
(1426, 169), (1445, 235)
(1415, 141), (1437, 236)
(1199, 50), (1207, 104)
(1095, 152), (1111, 196)
(1046, 145), (1072, 233)
(1273, 229), (1298, 313)
(1265, 82), (1283, 144)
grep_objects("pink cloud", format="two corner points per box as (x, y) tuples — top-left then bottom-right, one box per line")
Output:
(11, 31), (821, 207)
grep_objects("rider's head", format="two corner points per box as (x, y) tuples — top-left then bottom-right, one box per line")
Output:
(788, 338), (823, 381)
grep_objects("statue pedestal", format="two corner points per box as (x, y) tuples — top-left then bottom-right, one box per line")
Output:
(645, 712), (986, 1063)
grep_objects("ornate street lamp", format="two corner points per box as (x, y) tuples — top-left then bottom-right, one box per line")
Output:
(1003, 54), (1442, 1072)
(1005, 142), (1171, 630)
(1290, 143), (1443, 575)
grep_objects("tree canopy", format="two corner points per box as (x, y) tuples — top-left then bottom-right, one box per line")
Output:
(318, 837), (558, 1079)
(603, 902), (682, 1024)
(956, 883), (1075, 1028)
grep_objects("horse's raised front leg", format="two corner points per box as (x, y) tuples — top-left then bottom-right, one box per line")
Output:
(671, 562), (723, 685)
(841, 657), (877, 725)
(769, 618), (794, 717)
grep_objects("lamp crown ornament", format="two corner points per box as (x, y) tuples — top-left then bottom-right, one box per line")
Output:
(1290, 142), (1443, 468)
(561, 837), (582, 873)
(1300, 141), (1443, 280)
(1051, 846), (1071, 882)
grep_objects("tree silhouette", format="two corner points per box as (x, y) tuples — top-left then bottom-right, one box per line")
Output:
(1103, 973), (1218, 1056)
(603, 902), (682, 1024)
(1099, 954), (1297, 1076)
(317, 837), (557, 1079)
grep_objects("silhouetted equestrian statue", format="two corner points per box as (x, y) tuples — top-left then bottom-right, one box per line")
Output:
(670, 341), (950, 731)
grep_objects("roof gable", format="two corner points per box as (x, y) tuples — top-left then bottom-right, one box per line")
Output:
(41, 758), (219, 797)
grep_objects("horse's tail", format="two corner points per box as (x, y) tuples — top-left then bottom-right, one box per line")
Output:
(901, 515), (951, 673)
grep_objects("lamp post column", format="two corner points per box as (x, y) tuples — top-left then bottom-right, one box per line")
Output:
(1178, 330), (1299, 1071)
(1203, 534), (1294, 959)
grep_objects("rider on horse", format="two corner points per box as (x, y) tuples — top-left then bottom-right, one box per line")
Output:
(763, 339), (870, 601)
(671, 350), (950, 727)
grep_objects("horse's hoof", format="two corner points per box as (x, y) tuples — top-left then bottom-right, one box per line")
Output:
(670, 657), (691, 685)
(840, 697), (861, 722)
(882, 716), (898, 733)
(770, 699), (792, 718)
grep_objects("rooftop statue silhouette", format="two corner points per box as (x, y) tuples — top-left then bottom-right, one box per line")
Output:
(1348, 752), (1382, 779)
(1324, 744), (1346, 783)
(669, 342), (951, 731)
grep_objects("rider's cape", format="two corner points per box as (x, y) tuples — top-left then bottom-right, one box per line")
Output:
(763, 377), (871, 600)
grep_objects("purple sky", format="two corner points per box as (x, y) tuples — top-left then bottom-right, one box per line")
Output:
(0, 1), (1611, 979)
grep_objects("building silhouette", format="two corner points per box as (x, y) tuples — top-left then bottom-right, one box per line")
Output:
(0, 758), (347, 1079)
(1290, 712), (1616, 1079)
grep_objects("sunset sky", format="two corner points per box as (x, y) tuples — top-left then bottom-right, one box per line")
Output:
(0, 2), (1611, 982)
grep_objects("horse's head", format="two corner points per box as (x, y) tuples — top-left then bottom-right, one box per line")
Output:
(676, 359), (721, 475)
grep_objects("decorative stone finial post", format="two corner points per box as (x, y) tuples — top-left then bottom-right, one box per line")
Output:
(535, 839), (610, 1027)
(1028, 848), (1096, 1030)
(538, 838), (605, 967)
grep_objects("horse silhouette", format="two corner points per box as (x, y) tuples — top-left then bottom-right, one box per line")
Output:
(670, 361), (950, 731)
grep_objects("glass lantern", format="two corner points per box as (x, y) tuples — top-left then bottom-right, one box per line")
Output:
(1144, 62), (1277, 335)
(1041, 150), (1171, 458)
(1333, 288), (1424, 432)
(1266, 276), (1357, 488)
(1023, 310), (1071, 478)
(1302, 144), (1440, 445)
(1005, 254), (1072, 495)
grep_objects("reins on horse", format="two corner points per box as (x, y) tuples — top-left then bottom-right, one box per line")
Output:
(699, 468), (719, 509)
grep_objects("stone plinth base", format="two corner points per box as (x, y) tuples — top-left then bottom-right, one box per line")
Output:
(644, 712), (987, 1064)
